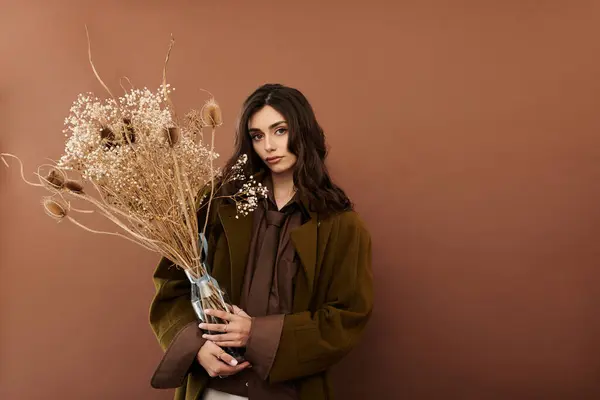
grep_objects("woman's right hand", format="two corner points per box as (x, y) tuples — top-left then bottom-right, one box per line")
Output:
(196, 340), (251, 378)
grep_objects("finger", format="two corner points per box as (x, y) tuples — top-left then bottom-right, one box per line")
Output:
(215, 349), (239, 367)
(203, 333), (239, 342)
(216, 361), (251, 376)
(199, 322), (239, 333)
(199, 322), (228, 332)
(206, 355), (236, 375)
(205, 339), (229, 353)
(211, 340), (244, 348)
(235, 361), (251, 371)
(232, 305), (250, 317)
(205, 308), (234, 321)
(207, 369), (218, 378)
(203, 340), (223, 352)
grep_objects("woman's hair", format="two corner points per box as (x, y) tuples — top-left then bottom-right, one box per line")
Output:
(222, 83), (352, 217)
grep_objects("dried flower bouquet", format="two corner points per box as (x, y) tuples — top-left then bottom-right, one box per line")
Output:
(1, 33), (265, 362)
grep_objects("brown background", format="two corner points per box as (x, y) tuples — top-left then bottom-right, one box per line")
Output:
(1, 1), (600, 399)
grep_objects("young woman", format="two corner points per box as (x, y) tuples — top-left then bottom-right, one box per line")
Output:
(149, 84), (373, 400)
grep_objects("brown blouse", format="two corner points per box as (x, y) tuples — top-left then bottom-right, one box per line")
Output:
(206, 185), (308, 399)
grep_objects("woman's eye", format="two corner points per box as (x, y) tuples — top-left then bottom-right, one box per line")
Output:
(251, 133), (263, 141)
(275, 127), (288, 135)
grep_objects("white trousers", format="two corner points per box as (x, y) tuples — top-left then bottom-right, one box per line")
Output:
(201, 388), (248, 400)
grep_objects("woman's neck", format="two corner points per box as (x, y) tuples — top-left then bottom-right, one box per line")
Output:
(270, 170), (296, 210)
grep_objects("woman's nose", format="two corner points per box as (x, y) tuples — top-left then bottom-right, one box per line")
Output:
(264, 135), (275, 152)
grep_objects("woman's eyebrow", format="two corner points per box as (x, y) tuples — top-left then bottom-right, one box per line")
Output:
(248, 120), (287, 133)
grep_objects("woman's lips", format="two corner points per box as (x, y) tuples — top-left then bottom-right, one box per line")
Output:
(266, 156), (282, 164)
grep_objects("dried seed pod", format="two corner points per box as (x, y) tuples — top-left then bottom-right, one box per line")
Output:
(44, 169), (65, 189)
(64, 180), (84, 194)
(164, 127), (180, 147)
(42, 198), (67, 220)
(121, 118), (136, 144)
(201, 99), (223, 128)
(100, 126), (118, 149)
(100, 126), (115, 141)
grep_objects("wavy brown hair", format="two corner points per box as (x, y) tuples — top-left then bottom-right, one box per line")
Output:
(221, 83), (352, 218)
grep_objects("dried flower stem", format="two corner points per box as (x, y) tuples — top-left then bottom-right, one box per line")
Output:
(85, 25), (115, 100)
(120, 76), (134, 93)
(171, 149), (201, 277)
(66, 215), (157, 251)
(202, 127), (216, 248)
(162, 35), (176, 117)
(1, 153), (44, 187)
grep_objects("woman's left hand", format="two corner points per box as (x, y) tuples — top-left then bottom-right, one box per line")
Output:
(199, 306), (252, 348)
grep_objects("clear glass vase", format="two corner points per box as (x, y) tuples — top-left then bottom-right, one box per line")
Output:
(185, 268), (246, 364)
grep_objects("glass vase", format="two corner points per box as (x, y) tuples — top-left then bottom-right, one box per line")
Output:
(185, 270), (246, 364)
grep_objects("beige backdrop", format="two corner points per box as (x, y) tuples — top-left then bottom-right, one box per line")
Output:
(1, 1), (600, 399)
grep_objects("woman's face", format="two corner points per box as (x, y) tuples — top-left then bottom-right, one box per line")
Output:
(248, 105), (297, 176)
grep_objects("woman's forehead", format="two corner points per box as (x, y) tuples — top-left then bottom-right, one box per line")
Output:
(248, 106), (287, 130)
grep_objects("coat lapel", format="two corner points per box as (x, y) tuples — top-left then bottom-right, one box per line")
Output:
(218, 204), (253, 305)
(290, 209), (319, 312)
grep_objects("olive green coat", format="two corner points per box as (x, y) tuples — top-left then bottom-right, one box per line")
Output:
(148, 199), (373, 400)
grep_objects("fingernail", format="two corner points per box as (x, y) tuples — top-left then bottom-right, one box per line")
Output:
(230, 359), (238, 366)
(204, 309), (211, 315)
(198, 323), (205, 328)
(202, 334), (208, 338)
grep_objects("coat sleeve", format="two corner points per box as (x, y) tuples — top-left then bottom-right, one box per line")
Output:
(149, 257), (201, 351)
(148, 256), (208, 389)
(266, 212), (374, 383)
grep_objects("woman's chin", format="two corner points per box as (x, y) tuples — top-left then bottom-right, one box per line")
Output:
(269, 166), (293, 176)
